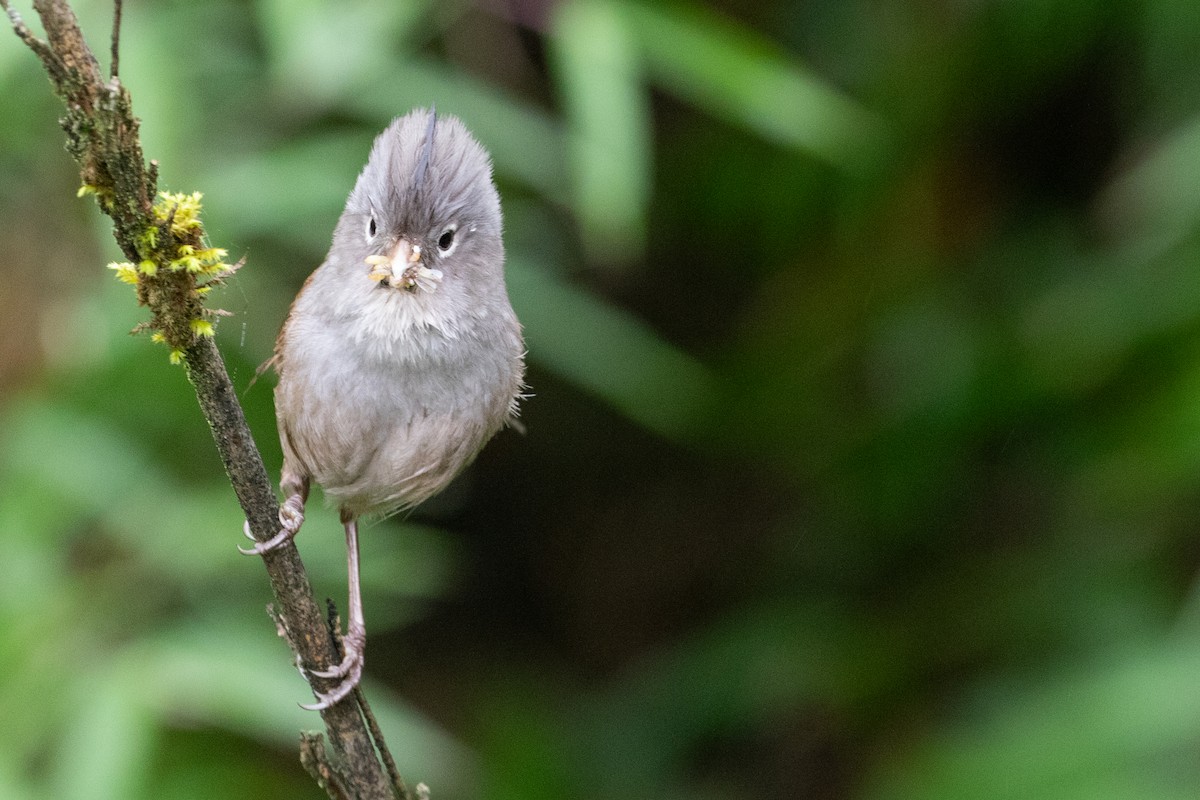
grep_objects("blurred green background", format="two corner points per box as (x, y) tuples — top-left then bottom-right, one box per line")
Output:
(4, 0), (1200, 797)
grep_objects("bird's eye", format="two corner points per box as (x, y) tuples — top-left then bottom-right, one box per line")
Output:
(437, 226), (457, 253)
(366, 216), (378, 242)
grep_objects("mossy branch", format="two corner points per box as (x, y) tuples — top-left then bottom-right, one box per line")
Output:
(3, 1), (406, 797)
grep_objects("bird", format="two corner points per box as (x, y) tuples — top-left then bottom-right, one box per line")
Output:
(241, 108), (525, 710)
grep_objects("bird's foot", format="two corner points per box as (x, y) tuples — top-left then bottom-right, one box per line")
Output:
(300, 627), (365, 711)
(239, 494), (305, 555)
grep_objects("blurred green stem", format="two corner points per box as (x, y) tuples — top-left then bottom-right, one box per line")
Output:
(2, 1), (401, 796)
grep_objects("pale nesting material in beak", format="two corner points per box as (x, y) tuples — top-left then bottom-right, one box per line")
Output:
(365, 239), (444, 293)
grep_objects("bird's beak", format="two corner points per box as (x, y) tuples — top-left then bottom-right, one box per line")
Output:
(365, 239), (444, 293)
(393, 238), (424, 272)
(366, 239), (420, 283)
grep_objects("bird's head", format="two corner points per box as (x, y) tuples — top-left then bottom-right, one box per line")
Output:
(333, 108), (505, 310)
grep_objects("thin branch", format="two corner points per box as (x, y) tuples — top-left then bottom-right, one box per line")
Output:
(109, 0), (120, 78)
(301, 732), (354, 800)
(358, 687), (411, 800)
(4, 2), (404, 797)
(2, 0), (58, 74)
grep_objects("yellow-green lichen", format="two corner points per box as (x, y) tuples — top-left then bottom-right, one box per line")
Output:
(105, 190), (237, 363)
(189, 318), (215, 338)
(153, 191), (204, 236)
(108, 261), (139, 284)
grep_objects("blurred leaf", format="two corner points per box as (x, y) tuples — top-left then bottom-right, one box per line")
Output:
(1100, 113), (1200, 259)
(479, 688), (576, 800)
(550, 0), (651, 269)
(509, 255), (717, 440)
(256, 0), (431, 110)
(0, 588), (92, 769)
(864, 636), (1200, 800)
(52, 659), (158, 800)
(0, 763), (38, 800)
(572, 600), (878, 794)
(1018, 232), (1200, 394)
(1, 397), (246, 578)
(203, 131), (373, 251)
(625, 1), (890, 171)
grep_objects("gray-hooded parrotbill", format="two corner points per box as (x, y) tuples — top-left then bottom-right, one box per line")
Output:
(242, 109), (525, 710)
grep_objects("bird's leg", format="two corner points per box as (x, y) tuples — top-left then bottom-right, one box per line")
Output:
(240, 473), (309, 555)
(302, 513), (366, 710)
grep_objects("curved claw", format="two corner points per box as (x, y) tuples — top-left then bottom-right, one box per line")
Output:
(300, 645), (364, 710)
(308, 648), (359, 680)
(237, 522), (298, 555)
(238, 495), (305, 555)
